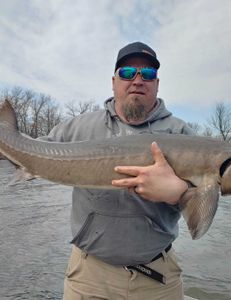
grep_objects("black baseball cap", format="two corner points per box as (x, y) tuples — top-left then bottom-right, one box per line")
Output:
(115, 42), (160, 72)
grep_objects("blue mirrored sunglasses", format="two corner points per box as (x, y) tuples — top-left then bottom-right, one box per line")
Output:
(117, 66), (157, 81)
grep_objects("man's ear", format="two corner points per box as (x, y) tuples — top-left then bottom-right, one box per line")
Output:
(156, 78), (160, 93)
(112, 76), (115, 91)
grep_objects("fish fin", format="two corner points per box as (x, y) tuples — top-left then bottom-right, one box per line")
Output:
(179, 175), (219, 240)
(8, 167), (38, 186)
(0, 100), (18, 131)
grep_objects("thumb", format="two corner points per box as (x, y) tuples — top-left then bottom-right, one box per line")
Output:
(151, 142), (167, 165)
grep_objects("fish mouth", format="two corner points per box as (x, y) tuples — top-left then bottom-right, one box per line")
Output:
(220, 157), (231, 176)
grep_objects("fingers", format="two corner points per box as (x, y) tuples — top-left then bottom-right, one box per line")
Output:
(112, 176), (138, 188)
(151, 142), (167, 165)
(114, 166), (140, 177)
(112, 165), (145, 188)
(114, 142), (166, 177)
(112, 142), (167, 192)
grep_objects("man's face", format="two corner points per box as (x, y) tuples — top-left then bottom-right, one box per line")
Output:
(112, 56), (159, 124)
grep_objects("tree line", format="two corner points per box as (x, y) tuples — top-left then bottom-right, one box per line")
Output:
(0, 86), (231, 141)
(0, 86), (100, 138)
(187, 101), (231, 141)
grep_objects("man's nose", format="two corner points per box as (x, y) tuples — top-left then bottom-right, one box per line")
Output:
(132, 73), (143, 84)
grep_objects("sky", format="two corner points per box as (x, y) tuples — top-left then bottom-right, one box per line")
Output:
(0, 0), (230, 125)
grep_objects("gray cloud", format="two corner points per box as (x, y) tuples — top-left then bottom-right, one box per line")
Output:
(0, 0), (230, 118)
(156, 0), (231, 105)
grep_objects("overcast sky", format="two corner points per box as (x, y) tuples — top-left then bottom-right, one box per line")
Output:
(0, 0), (230, 124)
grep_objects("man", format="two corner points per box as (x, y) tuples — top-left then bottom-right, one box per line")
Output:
(45, 42), (193, 299)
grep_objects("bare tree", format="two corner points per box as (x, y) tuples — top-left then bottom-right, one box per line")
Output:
(0, 86), (63, 138)
(65, 100), (78, 117)
(1, 89), (101, 136)
(29, 94), (48, 138)
(201, 125), (213, 137)
(187, 122), (201, 135)
(208, 102), (231, 141)
(1, 87), (34, 134)
(19, 90), (34, 134)
(39, 98), (63, 135)
(65, 100), (100, 117)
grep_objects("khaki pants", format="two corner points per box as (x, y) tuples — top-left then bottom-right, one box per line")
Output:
(63, 246), (183, 300)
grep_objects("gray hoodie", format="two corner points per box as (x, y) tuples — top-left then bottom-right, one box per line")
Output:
(44, 97), (193, 266)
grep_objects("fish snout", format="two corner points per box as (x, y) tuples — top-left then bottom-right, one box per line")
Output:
(220, 158), (231, 195)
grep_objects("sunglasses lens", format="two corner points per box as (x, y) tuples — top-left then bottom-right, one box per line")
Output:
(118, 67), (157, 81)
(118, 67), (137, 80)
(141, 68), (157, 80)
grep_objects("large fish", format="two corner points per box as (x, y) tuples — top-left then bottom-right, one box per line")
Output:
(0, 100), (231, 239)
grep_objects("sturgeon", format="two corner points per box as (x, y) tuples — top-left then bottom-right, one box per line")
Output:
(0, 100), (231, 239)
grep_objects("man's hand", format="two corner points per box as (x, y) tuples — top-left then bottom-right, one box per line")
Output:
(112, 142), (188, 205)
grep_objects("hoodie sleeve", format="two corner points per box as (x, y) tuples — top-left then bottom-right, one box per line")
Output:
(37, 117), (75, 142)
(181, 124), (195, 135)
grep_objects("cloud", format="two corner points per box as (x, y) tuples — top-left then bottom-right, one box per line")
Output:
(156, 0), (231, 106)
(0, 0), (122, 102)
(0, 0), (230, 118)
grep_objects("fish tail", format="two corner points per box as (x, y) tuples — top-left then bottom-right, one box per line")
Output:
(0, 100), (19, 131)
(179, 176), (219, 239)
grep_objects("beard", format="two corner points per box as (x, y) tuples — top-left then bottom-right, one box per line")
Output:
(121, 97), (148, 123)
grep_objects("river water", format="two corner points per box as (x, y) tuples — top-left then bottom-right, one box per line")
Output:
(0, 159), (230, 300)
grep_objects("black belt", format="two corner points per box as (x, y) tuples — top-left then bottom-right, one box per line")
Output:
(150, 243), (172, 262)
(124, 244), (172, 285)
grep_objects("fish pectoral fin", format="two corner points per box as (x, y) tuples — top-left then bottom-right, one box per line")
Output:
(8, 167), (38, 186)
(179, 175), (219, 240)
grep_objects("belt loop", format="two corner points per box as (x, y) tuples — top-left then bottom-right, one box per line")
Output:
(162, 250), (168, 262)
(81, 251), (88, 259)
(124, 266), (133, 274)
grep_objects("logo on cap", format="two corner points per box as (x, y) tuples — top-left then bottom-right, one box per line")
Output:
(142, 49), (154, 57)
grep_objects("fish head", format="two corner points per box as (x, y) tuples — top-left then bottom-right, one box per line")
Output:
(220, 158), (231, 195)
